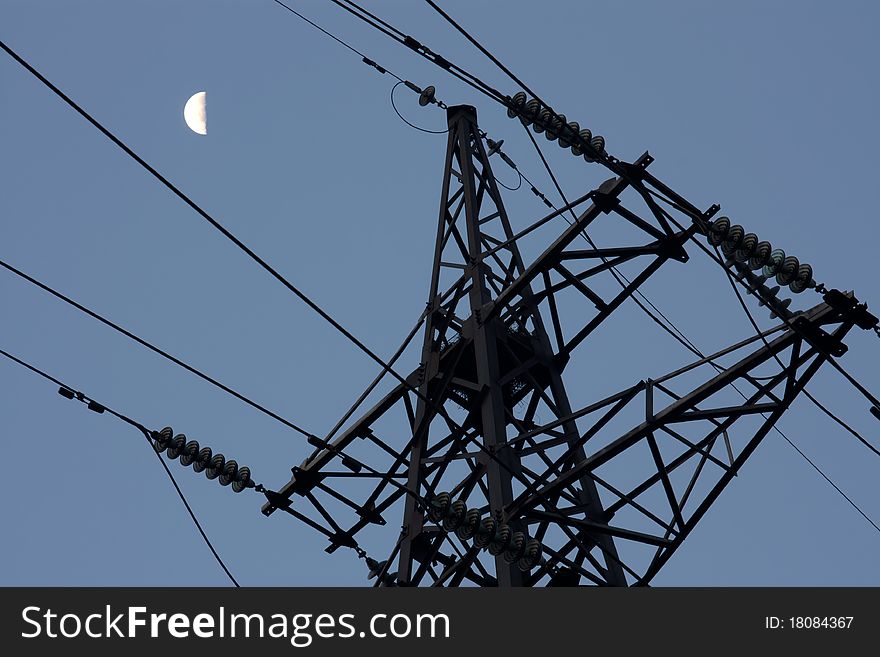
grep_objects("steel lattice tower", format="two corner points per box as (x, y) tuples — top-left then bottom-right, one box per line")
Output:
(262, 105), (868, 586)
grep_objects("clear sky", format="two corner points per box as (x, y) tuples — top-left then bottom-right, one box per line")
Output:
(1, 0), (879, 586)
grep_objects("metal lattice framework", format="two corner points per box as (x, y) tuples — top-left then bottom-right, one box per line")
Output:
(261, 105), (866, 586)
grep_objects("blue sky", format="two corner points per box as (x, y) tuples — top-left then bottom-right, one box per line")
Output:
(1, 0), (879, 586)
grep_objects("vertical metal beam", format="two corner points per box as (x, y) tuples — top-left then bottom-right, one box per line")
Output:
(454, 105), (523, 586)
(397, 124), (459, 584)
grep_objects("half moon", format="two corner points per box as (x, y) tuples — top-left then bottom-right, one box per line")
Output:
(184, 91), (207, 135)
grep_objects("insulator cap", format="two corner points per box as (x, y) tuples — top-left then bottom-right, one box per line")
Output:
(232, 466), (252, 493)
(545, 113), (566, 141)
(559, 121), (579, 149)
(166, 434), (186, 459)
(572, 128), (592, 156)
(522, 99), (542, 126)
(507, 91), (527, 118)
(442, 499), (467, 531)
(503, 531), (527, 564)
(365, 556), (382, 578)
(153, 427), (173, 453)
(219, 459), (238, 486)
(205, 453), (225, 480)
(749, 241), (773, 270)
(735, 233), (759, 262)
(474, 517), (497, 549)
(707, 216), (730, 246)
(487, 524), (511, 556)
(789, 263), (814, 293)
(418, 85), (436, 107)
(775, 255), (800, 285)
(762, 249), (786, 278)
(455, 508), (482, 541)
(721, 224), (745, 256)
(589, 135), (605, 159)
(428, 492), (451, 522)
(193, 446), (212, 473)
(179, 440), (200, 466)
(534, 108), (551, 133)
(518, 538), (543, 571)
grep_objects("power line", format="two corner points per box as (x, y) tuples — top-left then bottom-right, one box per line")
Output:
(271, 0), (404, 82)
(0, 256), (317, 441)
(331, 0), (406, 41)
(271, 5), (459, 146)
(421, 0), (542, 107)
(493, 169), (523, 192)
(779, 431), (880, 534)
(335, 0), (407, 40)
(803, 389), (880, 460)
(274, 0), (510, 111)
(318, 0), (508, 104)
(147, 438), (242, 586)
(272, 0), (383, 67)
(0, 346), (243, 586)
(0, 37), (415, 400)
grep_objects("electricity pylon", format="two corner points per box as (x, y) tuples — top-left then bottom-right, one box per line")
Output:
(261, 105), (870, 586)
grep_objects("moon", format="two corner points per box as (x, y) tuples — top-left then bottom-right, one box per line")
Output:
(183, 91), (207, 135)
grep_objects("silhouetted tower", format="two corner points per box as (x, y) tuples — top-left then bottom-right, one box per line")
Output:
(262, 105), (867, 586)
(394, 105), (625, 585)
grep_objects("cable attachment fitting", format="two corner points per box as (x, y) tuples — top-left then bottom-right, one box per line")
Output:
(401, 80), (444, 109)
(483, 135), (519, 175)
(530, 185), (554, 209)
(361, 57), (386, 75)
(57, 386), (105, 413)
(364, 555), (398, 586)
(418, 85), (436, 107)
(823, 289), (879, 331)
